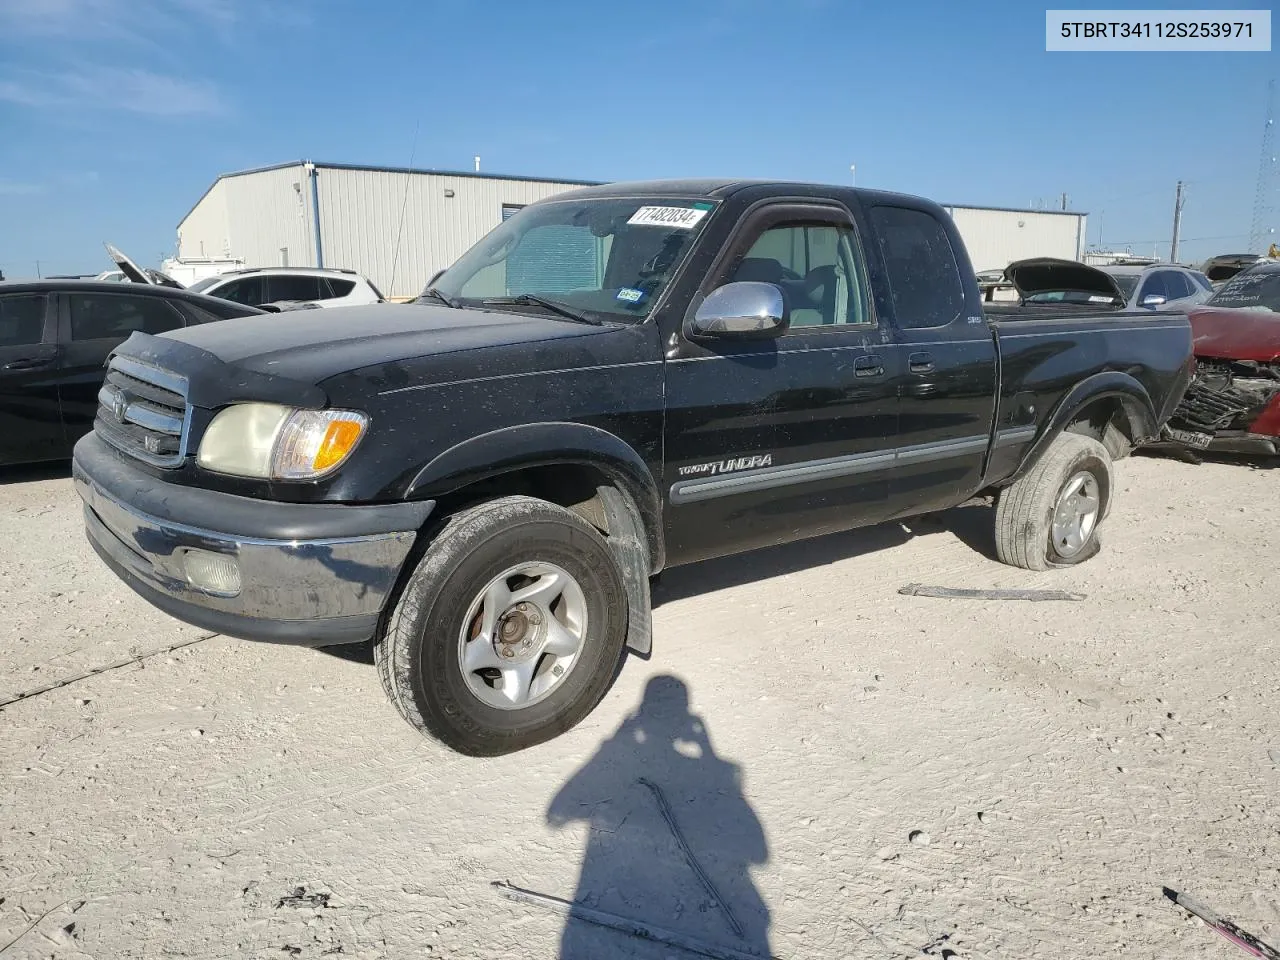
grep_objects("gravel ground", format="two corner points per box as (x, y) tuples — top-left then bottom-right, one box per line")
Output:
(1, 453), (1278, 959)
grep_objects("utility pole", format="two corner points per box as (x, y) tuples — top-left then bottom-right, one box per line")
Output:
(850, 164), (856, 187)
(1060, 192), (1068, 211)
(1170, 180), (1185, 263)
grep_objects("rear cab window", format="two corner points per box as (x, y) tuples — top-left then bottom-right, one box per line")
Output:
(868, 206), (964, 329)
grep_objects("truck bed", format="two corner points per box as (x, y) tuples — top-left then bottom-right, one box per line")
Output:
(982, 307), (1194, 485)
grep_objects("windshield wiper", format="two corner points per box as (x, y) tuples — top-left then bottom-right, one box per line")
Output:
(481, 294), (602, 326)
(420, 287), (457, 308)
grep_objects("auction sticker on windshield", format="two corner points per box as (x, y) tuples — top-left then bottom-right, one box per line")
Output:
(627, 206), (709, 229)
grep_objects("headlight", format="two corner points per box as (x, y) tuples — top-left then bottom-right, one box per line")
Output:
(197, 403), (368, 480)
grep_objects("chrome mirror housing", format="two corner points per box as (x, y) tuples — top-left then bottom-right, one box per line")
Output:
(689, 282), (788, 340)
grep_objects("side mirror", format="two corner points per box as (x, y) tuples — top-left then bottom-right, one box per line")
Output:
(1141, 293), (1167, 307)
(689, 281), (788, 340)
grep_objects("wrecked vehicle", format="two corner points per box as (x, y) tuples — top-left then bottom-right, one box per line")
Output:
(72, 180), (1193, 755)
(1163, 261), (1280, 454)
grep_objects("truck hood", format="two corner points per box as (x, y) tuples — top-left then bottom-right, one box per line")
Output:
(1004, 258), (1125, 304)
(160, 301), (617, 383)
(1187, 305), (1280, 362)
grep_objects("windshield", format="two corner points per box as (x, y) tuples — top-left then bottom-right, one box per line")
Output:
(430, 197), (717, 321)
(1207, 268), (1280, 311)
(1108, 273), (1140, 298)
(187, 276), (221, 294)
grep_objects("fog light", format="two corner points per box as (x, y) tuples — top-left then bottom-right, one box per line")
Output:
(182, 549), (242, 596)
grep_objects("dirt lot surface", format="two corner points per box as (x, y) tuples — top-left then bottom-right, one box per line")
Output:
(2, 454), (1278, 959)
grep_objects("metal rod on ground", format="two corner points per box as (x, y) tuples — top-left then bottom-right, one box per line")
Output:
(0, 633), (217, 709)
(1164, 887), (1280, 959)
(899, 584), (1086, 602)
(491, 882), (781, 960)
(638, 777), (744, 939)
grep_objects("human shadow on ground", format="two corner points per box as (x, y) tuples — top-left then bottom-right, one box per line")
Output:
(547, 674), (773, 959)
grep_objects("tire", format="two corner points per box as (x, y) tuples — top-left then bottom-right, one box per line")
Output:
(375, 495), (628, 756)
(994, 433), (1112, 571)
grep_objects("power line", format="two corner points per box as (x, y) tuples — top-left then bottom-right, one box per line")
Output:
(1093, 232), (1253, 246)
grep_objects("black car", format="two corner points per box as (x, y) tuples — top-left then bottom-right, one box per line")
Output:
(0, 280), (264, 466)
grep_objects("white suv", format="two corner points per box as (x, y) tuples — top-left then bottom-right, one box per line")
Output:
(186, 267), (384, 309)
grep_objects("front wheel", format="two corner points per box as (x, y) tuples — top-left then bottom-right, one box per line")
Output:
(375, 496), (628, 756)
(994, 433), (1112, 571)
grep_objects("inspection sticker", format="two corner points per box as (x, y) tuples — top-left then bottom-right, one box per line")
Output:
(616, 287), (645, 303)
(627, 206), (709, 229)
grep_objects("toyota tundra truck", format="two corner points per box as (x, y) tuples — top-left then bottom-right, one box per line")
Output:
(72, 180), (1194, 755)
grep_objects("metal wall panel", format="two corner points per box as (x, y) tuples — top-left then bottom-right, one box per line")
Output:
(315, 168), (588, 297)
(176, 178), (230, 260)
(178, 163), (313, 270)
(944, 207), (1086, 271)
(224, 164), (314, 270)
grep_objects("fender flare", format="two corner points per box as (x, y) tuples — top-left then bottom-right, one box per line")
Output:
(1012, 371), (1157, 481)
(405, 421), (665, 572)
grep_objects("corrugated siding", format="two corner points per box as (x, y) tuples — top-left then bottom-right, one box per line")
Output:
(178, 164), (313, 269)
(176, 179), (230, 260)
(223, 164), (314, 270)
(944, 207), (1085, 272)
(315, 169), (588, 298)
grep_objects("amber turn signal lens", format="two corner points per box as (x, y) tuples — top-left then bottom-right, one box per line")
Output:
(314, 419), (365, 472)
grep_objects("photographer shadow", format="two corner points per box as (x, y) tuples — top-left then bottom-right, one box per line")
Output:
(547, 674), (772, 958)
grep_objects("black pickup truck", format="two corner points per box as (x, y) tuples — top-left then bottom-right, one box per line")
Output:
(72, 180), (1194, 754)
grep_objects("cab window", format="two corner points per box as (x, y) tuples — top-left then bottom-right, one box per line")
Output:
(730, 223), (872, 327)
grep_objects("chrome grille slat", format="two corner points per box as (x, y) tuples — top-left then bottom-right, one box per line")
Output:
(93, 356), (191, 467)
(104, 370), (185, 412)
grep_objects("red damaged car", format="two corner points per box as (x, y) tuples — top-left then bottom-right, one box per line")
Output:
(1163, 260), (1280, 455)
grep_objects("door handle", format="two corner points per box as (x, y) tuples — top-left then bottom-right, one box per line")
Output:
(854, 354), (884, 378)
(1, 357), (52, 371)
(909, 351), (935, 374)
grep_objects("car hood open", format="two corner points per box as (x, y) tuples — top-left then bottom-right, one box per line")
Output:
(1003, 258), (1125, 304)
(105, 242), (184, 288)
(1187, 306), (1280, 362)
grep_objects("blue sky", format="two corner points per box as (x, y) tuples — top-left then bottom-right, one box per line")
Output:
(0, 0), (1274, 278)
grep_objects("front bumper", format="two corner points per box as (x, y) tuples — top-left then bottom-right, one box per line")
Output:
(73, 434), (434, 646)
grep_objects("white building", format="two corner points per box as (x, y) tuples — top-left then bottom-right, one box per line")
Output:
(942, 204), (1087, 274)
(176, 161), (1087, 298)
(176, 161), (596, 299)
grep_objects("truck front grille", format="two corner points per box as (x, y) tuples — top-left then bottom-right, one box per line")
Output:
(94, 356), (190, 467)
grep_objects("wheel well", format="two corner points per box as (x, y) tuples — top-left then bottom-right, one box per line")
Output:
(1064, 397), (1135, 456)
(432, 463), (618, 534)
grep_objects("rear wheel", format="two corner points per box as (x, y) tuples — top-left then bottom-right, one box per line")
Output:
(375, 496), (628, 756)
(994, 433), (1112, 571)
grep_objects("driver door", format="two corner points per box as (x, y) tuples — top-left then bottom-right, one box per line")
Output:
(661, 201), (902, 565)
